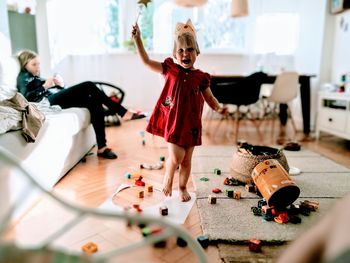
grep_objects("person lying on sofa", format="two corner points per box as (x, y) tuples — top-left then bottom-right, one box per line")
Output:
(16, 50), (146, 159)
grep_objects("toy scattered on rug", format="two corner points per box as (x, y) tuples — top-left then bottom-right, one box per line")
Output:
(223, 176), (240, 186)
(250, 198), (319, 224)
(213, 168), (221, 175)
(212, 188), (222, 193)
(200, 177), (209, 182)
(208, 195), (217, 204)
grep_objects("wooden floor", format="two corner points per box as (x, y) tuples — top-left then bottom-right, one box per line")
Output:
(6, 116), (350, 262)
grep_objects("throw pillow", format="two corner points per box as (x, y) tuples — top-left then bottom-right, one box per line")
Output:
(0, 56), (20, 101)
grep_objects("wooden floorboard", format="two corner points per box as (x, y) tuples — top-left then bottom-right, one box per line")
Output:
(6, 116), (350, 262)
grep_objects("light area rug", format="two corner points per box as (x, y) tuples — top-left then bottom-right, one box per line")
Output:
(191, 145), (350, 243)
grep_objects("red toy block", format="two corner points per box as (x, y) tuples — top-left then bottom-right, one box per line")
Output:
(249, 239), (262, 252)
(135, 179), (145, 186)
(212, 188), (222, 193)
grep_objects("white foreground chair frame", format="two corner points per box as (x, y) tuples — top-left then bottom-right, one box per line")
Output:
(0, 147), (207, 263)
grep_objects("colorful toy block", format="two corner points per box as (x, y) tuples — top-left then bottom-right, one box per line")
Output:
(147, 185), (153, 192)
(160, 156), (165, 162)
(261, 205), (272, 215)
(245, 184), (256, 192)
(249, 239), (262, 252)
(124, 172), (133, 179)
(138, 191), (144, 198)
(262, 213), (274, 221)
(197, 235), (209, 248)
(176, 237), (188, 247)
(258, 199), (267, 208)
(135, 176), (145, 186)
(226, 189), (234, 198)
(233, 191), (241, 199)
(213, 168), (221, 175)
(159, 206), (168, 216)
(300, 200), (319, 211)
(223, 177), (240, 186)
(251, 206), (262, 216)
(208, 195), (217, 204)
(274, 212), (289, 224)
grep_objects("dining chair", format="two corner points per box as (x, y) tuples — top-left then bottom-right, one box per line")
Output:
(208, 72), (268, 143)
(261, 71), (300, 139)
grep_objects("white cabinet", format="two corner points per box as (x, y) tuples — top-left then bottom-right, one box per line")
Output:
(316, 91), (350, 140)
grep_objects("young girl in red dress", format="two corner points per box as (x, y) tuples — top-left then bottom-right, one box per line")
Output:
(132, 20), (226, 201)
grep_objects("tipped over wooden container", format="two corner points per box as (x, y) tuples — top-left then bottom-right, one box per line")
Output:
(230, 145), (289, 184)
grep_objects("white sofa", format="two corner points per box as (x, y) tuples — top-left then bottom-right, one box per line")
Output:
(0, 55), (96, 189)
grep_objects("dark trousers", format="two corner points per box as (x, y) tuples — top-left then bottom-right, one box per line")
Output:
(279, 103), (288, 126)
(47, 81), (127, 149)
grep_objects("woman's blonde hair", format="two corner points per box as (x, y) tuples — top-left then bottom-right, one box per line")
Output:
(17, 50), (37, 71)
(173, 33), (200, 57)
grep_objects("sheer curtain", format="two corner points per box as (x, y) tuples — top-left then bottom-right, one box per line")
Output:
(46, 0), (110, 65)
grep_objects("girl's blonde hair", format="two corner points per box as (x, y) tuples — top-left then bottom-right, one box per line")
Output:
(173, 33), (200, 57)
(17, 50), (37, 71)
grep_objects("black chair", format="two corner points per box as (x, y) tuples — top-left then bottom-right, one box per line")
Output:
(93, 81), (125, 126)
(209, 72), (268, 142)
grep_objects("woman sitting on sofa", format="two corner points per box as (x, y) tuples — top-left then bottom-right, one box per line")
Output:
(16, 50), (145, 159)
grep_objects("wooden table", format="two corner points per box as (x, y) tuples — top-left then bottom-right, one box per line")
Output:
(211, 74), (316, 136)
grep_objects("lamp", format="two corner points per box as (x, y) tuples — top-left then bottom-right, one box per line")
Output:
(175, 0), (207, 7)
(231, 0), (248, 17)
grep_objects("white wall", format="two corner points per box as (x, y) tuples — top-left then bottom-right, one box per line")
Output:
(332, 10), (350, 84)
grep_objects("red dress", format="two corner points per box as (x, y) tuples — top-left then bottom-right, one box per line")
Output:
(146, 58), (210, 147)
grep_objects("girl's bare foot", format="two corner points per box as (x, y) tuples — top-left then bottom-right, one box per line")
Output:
(179, 187), (191, 202)
(162, 176), (173, 197)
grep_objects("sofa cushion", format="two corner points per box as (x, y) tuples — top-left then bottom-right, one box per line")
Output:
(0, 107), (95, 188)
(0, 56), (19, 101)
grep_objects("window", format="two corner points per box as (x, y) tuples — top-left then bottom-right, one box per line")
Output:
(44, 0), (300, 65)
(143, 0), (246, 53)
(254, 13), (299, 55)
(47, 0), (115, 65)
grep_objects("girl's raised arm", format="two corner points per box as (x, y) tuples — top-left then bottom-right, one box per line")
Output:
(132, 23), (162, 73)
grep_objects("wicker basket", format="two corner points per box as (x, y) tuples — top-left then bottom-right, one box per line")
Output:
(230, 145), (289, 184)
